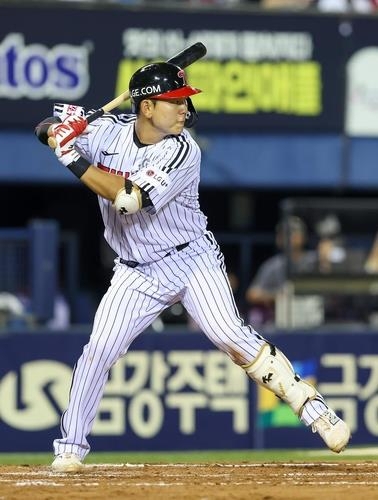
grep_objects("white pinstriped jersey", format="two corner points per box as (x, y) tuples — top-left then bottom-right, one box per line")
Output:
(75, 113), (208, 263)
(52, 107), (336, 462)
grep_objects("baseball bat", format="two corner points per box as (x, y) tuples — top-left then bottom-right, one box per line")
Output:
(48, 42), (207, 148)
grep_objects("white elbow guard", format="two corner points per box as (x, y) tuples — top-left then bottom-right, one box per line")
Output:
(113, 181), (141, 215)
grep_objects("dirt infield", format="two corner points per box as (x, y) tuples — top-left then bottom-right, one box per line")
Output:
(0, 462), (377, 499)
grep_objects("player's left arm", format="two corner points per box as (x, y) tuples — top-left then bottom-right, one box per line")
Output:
(84, 134), (198, 215)
(129, 137), (201, 213)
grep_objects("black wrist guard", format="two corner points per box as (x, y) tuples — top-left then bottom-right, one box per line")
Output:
(141, 188), (152, 208)
(67, 156), (91, 179)
(34, 116), (61, 145)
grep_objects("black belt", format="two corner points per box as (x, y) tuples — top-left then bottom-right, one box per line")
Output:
(120, 242), (189, 268)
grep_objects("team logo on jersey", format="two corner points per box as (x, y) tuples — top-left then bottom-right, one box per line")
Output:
(140, 167), (170, 193)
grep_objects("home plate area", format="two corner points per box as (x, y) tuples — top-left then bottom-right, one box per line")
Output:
(0, 462), (377, 499)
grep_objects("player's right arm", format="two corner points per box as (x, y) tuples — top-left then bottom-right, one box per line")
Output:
(37, 115), (150, 214)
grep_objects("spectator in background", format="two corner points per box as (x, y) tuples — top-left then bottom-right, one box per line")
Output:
(315, 213), (347, 274)
(261, 0), (316, 9)
(45, 293), (71, 330)
(311, 213), (368, 324)
(260, 0), (374, 10)
(364, 231), (378, 274)
(0, 292), (27, 329)
(315, 213), (366, 274)
(245, 216), (316, 327)
(316, 0), (373, 12)
(156, 0), (245, 4)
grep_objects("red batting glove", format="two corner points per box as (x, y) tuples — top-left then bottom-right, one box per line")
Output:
(50, 115), (88, 148)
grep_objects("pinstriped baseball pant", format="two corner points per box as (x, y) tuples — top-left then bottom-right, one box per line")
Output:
(53, 231), (267, 458)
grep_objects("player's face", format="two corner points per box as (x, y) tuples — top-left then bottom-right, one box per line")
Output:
(150, 98), (188, 135)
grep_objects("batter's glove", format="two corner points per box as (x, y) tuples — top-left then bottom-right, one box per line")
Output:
(52, 125), (91, 179)
(53, 132), (82, 167)
(50, 115), (88, 149)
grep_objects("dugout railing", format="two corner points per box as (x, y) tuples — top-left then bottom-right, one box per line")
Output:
(0, 219), (79, 327)
(2, 210), (378, 330)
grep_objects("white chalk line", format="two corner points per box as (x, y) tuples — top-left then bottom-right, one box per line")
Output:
(290, 481), (378, 486)
(283, 471), (378, 476)
(2, 461), (377, 489)
(11, 480), (378, 488)
(16, 481), (65, 487)
(1, 470), (376, 481)
(305, 449), (378, 457)
(2, 462), (378, 474)
(1, 461), (377, 477)
(89, 462), (378, 468)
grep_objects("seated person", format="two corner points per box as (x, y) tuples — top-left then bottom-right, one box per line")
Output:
(245, 216), (317, 327)
(315, 213), (347, 273)
(364, 232), (378, 274)
(317, 0), (372, 13)
(261, 0), (315, 9)
(315, 213), (366, 274)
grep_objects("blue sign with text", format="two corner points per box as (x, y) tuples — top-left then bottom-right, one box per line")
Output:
(0, 330), (376, 452)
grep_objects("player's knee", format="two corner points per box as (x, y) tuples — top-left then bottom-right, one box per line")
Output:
(243, 342), (316, 415)
(84, 341), (119, 370)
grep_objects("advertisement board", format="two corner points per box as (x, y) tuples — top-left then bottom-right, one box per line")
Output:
(0, 4), (347, 131)
(344, 17), (378, 137)
(256, 332), (378, 448)
(0, 331), (253, 452)
(0, 329), (377, 452)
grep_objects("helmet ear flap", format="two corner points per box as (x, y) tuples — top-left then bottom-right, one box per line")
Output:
(185, 97), (198, 128)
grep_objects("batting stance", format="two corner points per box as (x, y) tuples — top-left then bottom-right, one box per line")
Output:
(35, 61), (350, 472)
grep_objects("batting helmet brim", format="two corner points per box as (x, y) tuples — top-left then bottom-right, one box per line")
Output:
(152, 85), (202, 100)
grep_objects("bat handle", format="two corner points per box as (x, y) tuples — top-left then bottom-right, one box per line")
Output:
(87, 108), (104, 124)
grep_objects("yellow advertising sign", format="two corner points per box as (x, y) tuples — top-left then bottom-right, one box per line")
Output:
(115, 59), (322, 116)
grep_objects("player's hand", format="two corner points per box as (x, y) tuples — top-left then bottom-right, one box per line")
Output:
(51, 127), (91, 180)
(50, 115), (88, 149)
(53, 134), (82, 167)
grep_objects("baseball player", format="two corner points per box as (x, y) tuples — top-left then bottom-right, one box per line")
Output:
(35, 62), (350, 472)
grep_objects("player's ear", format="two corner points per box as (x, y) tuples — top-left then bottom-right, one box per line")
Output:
(140, 99), (155, 118)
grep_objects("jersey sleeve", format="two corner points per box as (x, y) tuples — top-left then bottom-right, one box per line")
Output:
(74, 118), (109, 162)
(129, 133), (201, 213)
(75, 111), (130, 163)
